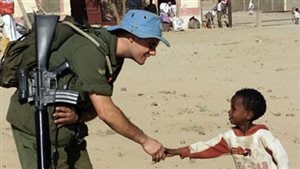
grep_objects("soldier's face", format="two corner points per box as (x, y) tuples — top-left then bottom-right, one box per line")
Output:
(130, 37), (159, 65)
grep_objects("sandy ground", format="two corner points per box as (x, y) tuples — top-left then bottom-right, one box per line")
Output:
(1, 12), (300, 169)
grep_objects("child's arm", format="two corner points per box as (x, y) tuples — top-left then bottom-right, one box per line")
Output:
(164, 129), (235, 160)
(164, 133), (231, 159)
(262, 131), (289, 169)
(269, 139), (289, 169)
(164, 148), (181, 157)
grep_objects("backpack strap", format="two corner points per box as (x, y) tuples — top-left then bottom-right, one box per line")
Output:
(61, 21), (113, 77)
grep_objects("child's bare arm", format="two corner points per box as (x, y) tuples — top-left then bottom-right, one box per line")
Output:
(164, 148), (181, 157)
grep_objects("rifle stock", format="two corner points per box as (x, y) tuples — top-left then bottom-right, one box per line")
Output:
(36, 16), (58, 70)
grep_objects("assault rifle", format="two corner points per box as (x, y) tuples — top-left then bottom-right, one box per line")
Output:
(18, 15), (79, 169)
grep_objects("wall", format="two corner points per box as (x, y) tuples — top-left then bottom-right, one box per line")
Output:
(13, 0), (71, 19)
(231, 0), (300, 12)
(174, 0), (202, 29)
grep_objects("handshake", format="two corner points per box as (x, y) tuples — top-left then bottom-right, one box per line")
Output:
(53, 105), (183, 163)
(146, 144), (182, 163)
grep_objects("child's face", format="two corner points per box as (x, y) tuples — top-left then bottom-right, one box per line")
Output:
(228, 96), (252, 126)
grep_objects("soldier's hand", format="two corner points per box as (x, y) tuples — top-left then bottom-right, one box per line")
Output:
(53, 106), (78, 128)
(142, 137), (166, 163)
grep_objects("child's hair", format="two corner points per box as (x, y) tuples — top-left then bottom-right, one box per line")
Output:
(232, 88), (266, 121)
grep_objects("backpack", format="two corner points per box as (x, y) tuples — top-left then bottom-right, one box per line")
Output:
(0, 32), (34, 88)
(188, 16), (200, 29)
(0, 19), (112, 88)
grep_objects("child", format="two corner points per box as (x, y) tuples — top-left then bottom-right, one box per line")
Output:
(165, 88), (289, 169)
(248, 0), (255, 15)
(292, 7), (299, 25)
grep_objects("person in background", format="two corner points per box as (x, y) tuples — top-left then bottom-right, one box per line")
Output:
(70, 0), (88, 25)
(292, 7), (299, 25)
(159, 1), (168, 15)
(221, 0), (228, 17)
(165, 88), (289, 169)
(167, 1), (176, 18)
(0, 0), (21, 41)
(248, 0), (255, 15)
(216, 0), (223, 28)
(145, 0), (157, 15)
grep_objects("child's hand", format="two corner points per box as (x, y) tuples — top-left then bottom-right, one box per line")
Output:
(164, 148), (181, 157)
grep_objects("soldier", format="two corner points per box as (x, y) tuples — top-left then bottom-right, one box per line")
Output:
(7, 9), (170, 169)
